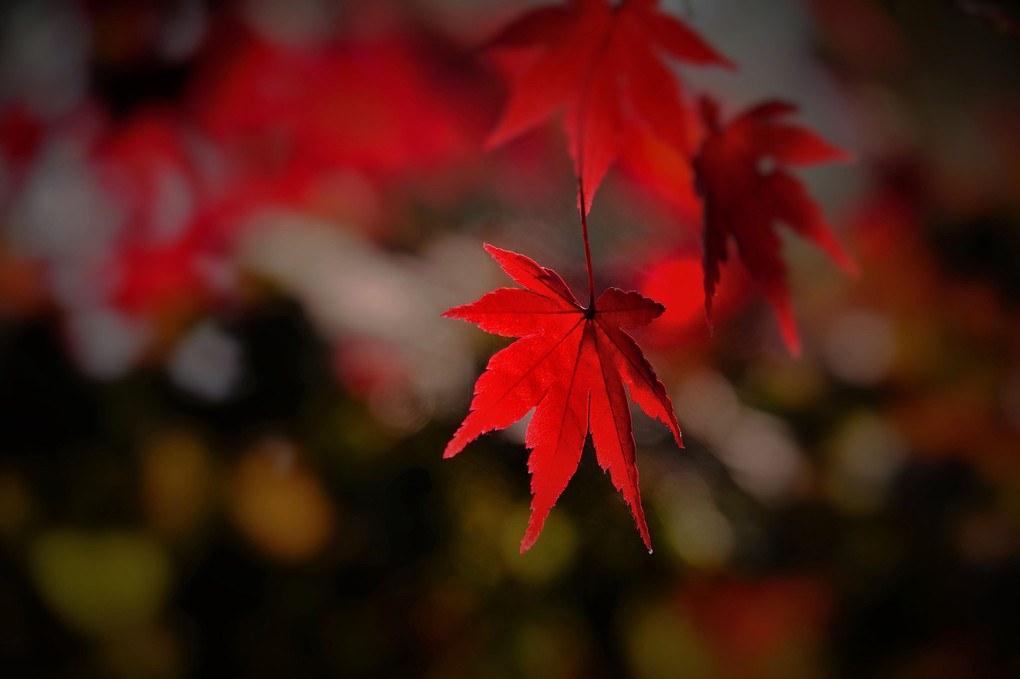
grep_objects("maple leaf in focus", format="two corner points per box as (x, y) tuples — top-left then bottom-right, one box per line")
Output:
(444, 244), (683, 552)
(695, 99), (857, 355)
(486, 0), (732, 214)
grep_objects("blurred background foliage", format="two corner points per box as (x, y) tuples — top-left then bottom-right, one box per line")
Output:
(0, 0), (1019, 677)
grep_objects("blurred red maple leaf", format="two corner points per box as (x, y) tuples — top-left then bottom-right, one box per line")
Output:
(681, 576), (833, 674)
(444, 244), (682, 552)
(695, 99), (857, 355)
(485, 0), (732, 214)
(637, 249), (753, 349)
(0, 105), (43, 170)
(191, 30), (475, 181)
(92, 112), (223, 318)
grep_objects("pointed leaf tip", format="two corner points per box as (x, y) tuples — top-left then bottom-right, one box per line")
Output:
(483, 0), (729, 215)
(445, 246), (682, 552)
(699, 100), (854, 356)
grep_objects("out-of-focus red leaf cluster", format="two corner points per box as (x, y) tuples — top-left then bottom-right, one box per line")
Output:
(0, 4), (495, 379)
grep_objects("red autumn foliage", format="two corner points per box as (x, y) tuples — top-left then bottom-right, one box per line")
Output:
(89, 22), (488, 320)
(443, 244), (682, 552)
(0, 0), (868, 554)
(90, 112), (221, 317)
(637, 250), (752, 349)
(695, 98), (857, 355)
(0, 105), (44, 170)
(681, 576), (833, 675)
(191, 28), (476, 184)
(485, 0), (732, 213)
(619, 123), (702, 228)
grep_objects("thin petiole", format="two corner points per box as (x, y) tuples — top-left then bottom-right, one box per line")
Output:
(579, 180), (596, 313)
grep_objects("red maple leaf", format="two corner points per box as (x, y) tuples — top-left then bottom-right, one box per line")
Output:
(444, 244), (683, 552)
(191, 29), (474, 182)
(486, 0), (732, 213)
(695, 98), (857, 355)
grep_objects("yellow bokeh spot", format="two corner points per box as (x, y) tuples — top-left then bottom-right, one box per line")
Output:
(229, 439), (335, 562)
(515, 617), (588, 679)
(501, 506), (577, 582)
(0, 469), (34, 540)
(140, 431), (214, 538)
(623, 601), (712, 679)
(29, 530), (171, 636)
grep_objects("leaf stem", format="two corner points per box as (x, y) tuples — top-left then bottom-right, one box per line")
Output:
(579, 180), (596, 312)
